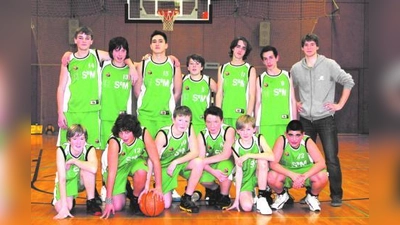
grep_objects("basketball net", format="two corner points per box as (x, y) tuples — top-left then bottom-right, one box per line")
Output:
(158, 9), (179, 31)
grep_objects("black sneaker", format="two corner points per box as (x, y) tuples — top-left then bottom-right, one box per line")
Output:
(86, 198), (102, 216)
(215, 195), (231, 210)
(205, 186), (220, 206)
(331, 197), (342, 207)
(180, 194), (200, 213)
(94, 188), (102, 205)
(129, 196), (142, 214)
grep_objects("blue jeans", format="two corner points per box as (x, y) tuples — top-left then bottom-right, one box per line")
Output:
(300, 116), (343, 200)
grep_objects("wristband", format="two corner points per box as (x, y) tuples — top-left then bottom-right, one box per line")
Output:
(105, 197), (113, 204)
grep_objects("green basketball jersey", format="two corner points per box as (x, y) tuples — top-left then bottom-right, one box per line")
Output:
(63, 49), (101, 112)
(54, 143), (94, 199)
(101, 130), (146, 175)
(233, 135), (262, 183)
(159, 125), (190, 168)
(200, 124), (232, 157)
(220, 62), (252, 119)
(279, 135), (313, 171)
(257, 70), (293, 126)
(100, 61), (132, 121)
(181, 74), (211, 129)
(137, 58), (175, 119)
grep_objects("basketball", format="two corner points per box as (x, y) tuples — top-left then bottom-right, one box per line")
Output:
(139, 191), (165, 217)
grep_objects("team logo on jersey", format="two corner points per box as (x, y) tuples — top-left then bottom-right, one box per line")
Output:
(147, 70), (153, 75)
(106, 72), (111, 77)
(169, 147), (174, 152)
(224, 72), (230, 76)
(223, 168), (229, 174)
(185, 86), (190, 90)
(264, 82), (268, 87)
(120, 151), (126, 156)
(73, 66), (78, 70)
(284, 152), (289, 157)
(207, 145), (212, 151)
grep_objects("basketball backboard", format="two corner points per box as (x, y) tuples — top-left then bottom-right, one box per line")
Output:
(125, 0), (212, 23)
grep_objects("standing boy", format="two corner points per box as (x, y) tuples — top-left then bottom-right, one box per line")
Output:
(181, 54), (217, 134)
(268, 120), (328, 211)
(290, 33), (355, 206)
(227, 115), (274, 215)
(197, 106), (235, 209)
(155, 106), (204, 213)
(99, 37), (134, 150)
(215, 37), (256, 128)
(135, 30), (182, 138)
(255, 46), (297, 147)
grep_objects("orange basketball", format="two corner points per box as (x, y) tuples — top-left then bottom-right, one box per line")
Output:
(139, 191), (165, 217)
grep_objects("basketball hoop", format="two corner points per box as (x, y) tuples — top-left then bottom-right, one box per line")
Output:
(158, 9), (179, 31)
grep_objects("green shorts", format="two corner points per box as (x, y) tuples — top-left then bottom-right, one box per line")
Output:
(103, 157), (148, 196)
(161, 162), (191, 194)
(54, 174), (83, 201)
(200, 159), (234, 183)
(259, 124), (287, 148)
(240, 170), (258, 192)
(58, 111), (100, 148)
(282, 167), (326, 189)
(138, 117), (172, 139)
(100, 119), (114, 150)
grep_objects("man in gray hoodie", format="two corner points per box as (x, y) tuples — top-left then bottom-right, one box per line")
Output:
(290, 33), (355, 207)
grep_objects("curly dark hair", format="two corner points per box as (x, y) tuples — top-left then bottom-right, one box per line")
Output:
(111, 114), (142, 137)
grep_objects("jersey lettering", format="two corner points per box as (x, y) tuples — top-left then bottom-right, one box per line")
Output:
(82, 70), (96, 79)
(114, 81), (129, 89)
(232, 79), (245, 87)
(192, 94), (207, 102)
(155, 78), (170, 87)
(273, 88), (288, 96)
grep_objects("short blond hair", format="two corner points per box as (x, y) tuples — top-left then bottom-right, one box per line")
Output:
(235, 114), (255, 130)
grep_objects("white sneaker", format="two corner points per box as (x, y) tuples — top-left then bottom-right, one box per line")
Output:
(256, 197), (272, 215)
(172, 189), (181, 202)
(271, 191), (289, 210)
(101, 185), (107, 202)
(305, 194), (321, 211)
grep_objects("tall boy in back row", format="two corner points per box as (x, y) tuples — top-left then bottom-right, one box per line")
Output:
(290, 33), (355, 206)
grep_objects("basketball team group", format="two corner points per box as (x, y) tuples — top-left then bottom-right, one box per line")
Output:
(52, 26), (355, 219)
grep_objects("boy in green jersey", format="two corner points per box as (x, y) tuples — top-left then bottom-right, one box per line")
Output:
(52, 124), (102, 219)
(181, 54), (217, 134)
(227, 115), (274, 215)
(100, 114), (162, 218)
(268, 120), (328, 211)
(134, 30), (182, 138)
(99, 37), (134, 150)
(154, 106), (204, 213)
(197, 106), (235, 209)
(255, 45), (297, 147)
(215, 37), (256, 128)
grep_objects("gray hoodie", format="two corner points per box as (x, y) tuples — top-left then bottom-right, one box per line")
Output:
(290, 55), (355, 121)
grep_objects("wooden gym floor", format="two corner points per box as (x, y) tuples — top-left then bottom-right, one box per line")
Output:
(31, 134), (369, 224)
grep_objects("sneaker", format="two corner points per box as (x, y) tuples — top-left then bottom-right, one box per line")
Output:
(191, 190), (202, 202)
(331, 197), (342, 207)
(86, 198), (102, 216)
(215, 195), (231, 210)
(94, 188), (102, 205)
(180, 194), (200, 213)
(305, 194), (321, 211)
(271, 191), (289, 210)
(256, 197), (272, 215)
(205, 186), (220, 206)
(172, 189), (181, 202)
(129, 196), (142, 214)
(101, 185), (107, 202)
